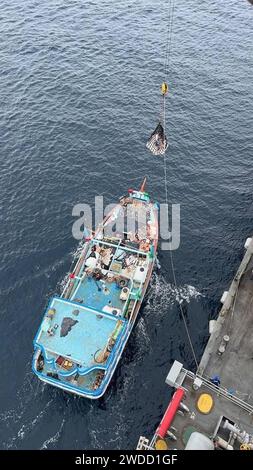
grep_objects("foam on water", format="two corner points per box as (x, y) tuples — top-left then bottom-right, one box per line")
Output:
(40, 418), (65, 450)
(0, 363), (54, 449)
(146, 271), (204, 311)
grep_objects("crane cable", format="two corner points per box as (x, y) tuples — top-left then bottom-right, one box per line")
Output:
(162, 0), (199, 370)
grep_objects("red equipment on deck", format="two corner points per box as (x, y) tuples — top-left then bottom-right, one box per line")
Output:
(156, 388), (185, 438)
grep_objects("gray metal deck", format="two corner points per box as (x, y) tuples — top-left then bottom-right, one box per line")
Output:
(199, 237), (253, 409)
(137, 236), (253, 450)
(151, 371), (253, 450)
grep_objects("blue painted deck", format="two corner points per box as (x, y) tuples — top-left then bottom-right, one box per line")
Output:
(72, 277), (126, 313)
(36, 298), (121, 368)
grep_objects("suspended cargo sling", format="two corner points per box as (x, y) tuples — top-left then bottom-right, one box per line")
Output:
(146, 122), (168, 155)
(146, 81), (169, 156)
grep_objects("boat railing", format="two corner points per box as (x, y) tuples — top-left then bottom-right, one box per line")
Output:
(186, 370), (253, 416)
(61, 240), (92, 298)
(105, 327), (131, 379)
(93, 237), (147, 256)
(105, 285), (144, 380)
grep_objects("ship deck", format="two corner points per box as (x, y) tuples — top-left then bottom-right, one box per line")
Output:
(72, 276), (126, 314)
(137, 237), (253, 450)
(198, 244), (253, 405)
(35, 297), (126, 368)
(156, 371), (253, 450)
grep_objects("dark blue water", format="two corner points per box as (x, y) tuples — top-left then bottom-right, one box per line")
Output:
(0, 0), (252, 449)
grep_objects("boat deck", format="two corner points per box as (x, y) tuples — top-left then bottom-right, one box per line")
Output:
(72, 277), (126, 314)
(35, 297), (125, 368)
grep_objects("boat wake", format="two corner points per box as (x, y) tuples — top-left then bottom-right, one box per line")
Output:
(0, 364), (58, 449)
(145, 272), (204, 311)
(40, 418), (65, 449)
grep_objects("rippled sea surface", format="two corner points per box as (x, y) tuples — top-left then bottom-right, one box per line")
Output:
(0, 0), (252, 449)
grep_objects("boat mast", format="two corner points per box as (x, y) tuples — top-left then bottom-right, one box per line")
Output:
(140, 177), (147, 192)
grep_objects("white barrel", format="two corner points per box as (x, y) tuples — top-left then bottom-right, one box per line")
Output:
(134, 266), (148, 283)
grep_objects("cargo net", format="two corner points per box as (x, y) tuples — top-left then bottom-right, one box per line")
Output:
(146, 122), (168, 155)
